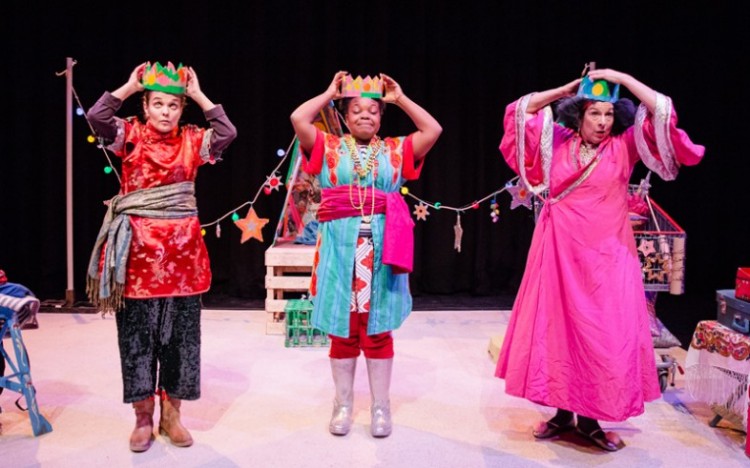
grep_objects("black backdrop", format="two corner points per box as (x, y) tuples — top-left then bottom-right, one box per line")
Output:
(1, 3), (747, 339)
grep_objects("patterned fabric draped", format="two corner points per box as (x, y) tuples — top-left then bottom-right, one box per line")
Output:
(302, 130), (422, 337)
(102, 118), (214, 300)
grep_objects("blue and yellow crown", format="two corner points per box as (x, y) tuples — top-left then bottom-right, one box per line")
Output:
(577, 75), (619, 103)
(141, 61), (187, 94)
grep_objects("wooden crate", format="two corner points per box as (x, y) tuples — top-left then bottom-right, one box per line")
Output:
(264, 242), (315, 334)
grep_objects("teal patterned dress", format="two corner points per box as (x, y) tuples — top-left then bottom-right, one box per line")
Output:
(303, 129), (424, 337)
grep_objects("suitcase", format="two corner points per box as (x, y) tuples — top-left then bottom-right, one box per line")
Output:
(716, 289), (750, 335)
(737, 267), (750, 302)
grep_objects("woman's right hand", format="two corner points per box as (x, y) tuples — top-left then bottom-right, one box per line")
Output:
(111, 62), (147, 100)
(128, 62), (147, 93)
(291, 71), (348, 151)
(559, 78), (581, 98)
(327, 70), (348, 100)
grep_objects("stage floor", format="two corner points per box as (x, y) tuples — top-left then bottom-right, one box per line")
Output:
(1, 309), (747, 467)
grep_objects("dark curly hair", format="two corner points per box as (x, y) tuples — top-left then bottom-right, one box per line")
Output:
(554, 96), (636, 136)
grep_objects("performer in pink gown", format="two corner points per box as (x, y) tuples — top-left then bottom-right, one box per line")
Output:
(495, 65), (704, 451)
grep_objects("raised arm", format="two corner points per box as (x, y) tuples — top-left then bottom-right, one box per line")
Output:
(290, 71), (346, 152)
(586, 69), (657, 113)
(86, 63), (148, 143)
(111, 62), (147, 101)
(380, 73), (442, 160)
(184, 66), (217, 112)
(182, 65), (236, 156)
(523, 78), (581, 115)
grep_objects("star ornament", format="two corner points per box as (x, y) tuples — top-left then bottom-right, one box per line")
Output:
(235, 207), (269, 243)
(265, 173), (283, 192)
(643, 253), (670, 282)
(413, 202), (430, 221)
(638, 239), (656, 257)
(507, 182), (532, 210)
(646, 264), (668, 282)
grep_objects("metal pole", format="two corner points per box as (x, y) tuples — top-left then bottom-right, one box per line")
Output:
(65, 57), (75, 306)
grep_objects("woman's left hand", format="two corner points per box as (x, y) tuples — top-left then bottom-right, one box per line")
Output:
(587, 68), (626, 85)
(185, 66), (202, 99)
(380, 73), (403, 104)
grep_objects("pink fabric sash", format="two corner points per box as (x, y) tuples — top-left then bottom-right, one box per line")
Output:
(318, 185), (414, 274)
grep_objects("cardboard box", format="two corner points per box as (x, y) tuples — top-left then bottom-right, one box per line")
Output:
(717, 289), (750, 335)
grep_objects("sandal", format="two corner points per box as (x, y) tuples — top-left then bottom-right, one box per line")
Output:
(576, 427), (625, 452)
(532, 419), (575, 439)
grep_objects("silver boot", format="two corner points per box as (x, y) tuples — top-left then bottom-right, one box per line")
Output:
(366, 358), (393, 438)
(329, 357), (357, 435)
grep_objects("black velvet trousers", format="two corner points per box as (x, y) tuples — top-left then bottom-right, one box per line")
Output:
(116, 296), (201, 403)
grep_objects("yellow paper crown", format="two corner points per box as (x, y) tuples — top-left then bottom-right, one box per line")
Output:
(141, 61), (187, 94)
(341, 74), (383, 98)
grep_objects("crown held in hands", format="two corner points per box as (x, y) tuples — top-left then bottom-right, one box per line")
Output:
(341, 74), (383, 99)
(141, 61), (187, 94)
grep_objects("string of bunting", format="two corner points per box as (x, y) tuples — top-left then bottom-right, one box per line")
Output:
(194, 144), (531, 253)
(398, 175), (525, 252)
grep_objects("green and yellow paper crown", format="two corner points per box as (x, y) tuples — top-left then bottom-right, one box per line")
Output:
(341, 74), (383, 98)
(141, 61), (187, 94)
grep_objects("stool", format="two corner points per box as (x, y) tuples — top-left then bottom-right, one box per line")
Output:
(685, 320), (749, 457)
(0, 291), (53, 436)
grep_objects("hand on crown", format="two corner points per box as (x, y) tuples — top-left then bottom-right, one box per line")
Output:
(380, 73), (403, 105)
(587, 68), (625, 85)
(130, 62), (148, 93)
(328, 70), (348, 100)
(327, 71), (403, 104)
(184, 66), (202, 99)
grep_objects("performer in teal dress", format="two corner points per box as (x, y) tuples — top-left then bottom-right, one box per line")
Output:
(290, 71), (441, 437)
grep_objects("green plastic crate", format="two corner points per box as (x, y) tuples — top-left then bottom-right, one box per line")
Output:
(284, 298), (329, 348)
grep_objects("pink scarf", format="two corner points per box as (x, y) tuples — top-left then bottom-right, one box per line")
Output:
(318, 185), (414, 274)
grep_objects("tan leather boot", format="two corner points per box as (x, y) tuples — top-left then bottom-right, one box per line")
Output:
(129, 397), (155, 452)
(158, 391), (193, 447)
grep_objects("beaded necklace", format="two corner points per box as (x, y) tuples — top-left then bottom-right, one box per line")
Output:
(571, 136), (599, 169)
(345, 135), (381, 222)
(345, 135), (381, 178)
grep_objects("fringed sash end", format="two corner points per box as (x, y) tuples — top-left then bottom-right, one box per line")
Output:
(86, 275), (124, 316)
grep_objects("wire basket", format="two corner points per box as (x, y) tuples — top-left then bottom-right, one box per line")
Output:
(531, 180), (686, 294)
(630, 185), (686, 294)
